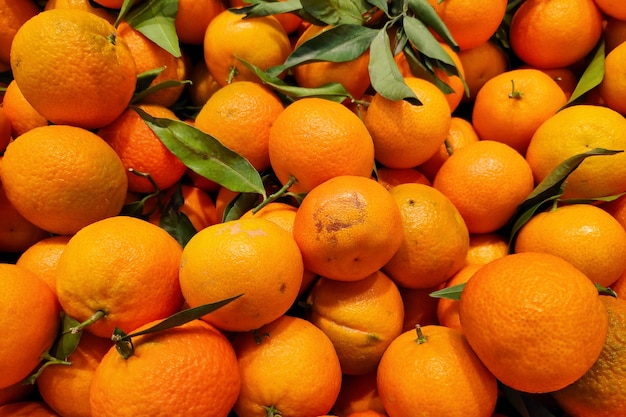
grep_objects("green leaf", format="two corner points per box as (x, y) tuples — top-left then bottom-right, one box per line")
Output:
(368, 26), (420, 103)
(132, 79), (191, 104)
(268, 24), (378, 76)
(115, 0), (140, 25)
(223, 192), (261, 222)
(407, 0), (458, 51)
(125, 0), (181, 57)
(558, 191), (626, 206)
(429, 283), (465, 301)
(365, 0), (389, 17)
(596, 283), (618, 298)
(399, 44), (455, 94)
(232, 0), (303, 17)
(300, 0), (366, 25)
(158, 184), (198, 247)
(134, 107), (266, 196)
(564, 40), (605, 107)
(135, 67), (166, 95)
(402, 15), (456, 69)
(50, 313), (83, 360)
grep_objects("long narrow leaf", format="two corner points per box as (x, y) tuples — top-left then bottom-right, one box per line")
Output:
(407, 0), (458, 50)
(300, 0), (366, 25)
(403, 15), (457, 70)
(564, 40), (605, 107)
(125, 0), (181, 57)
(231, 0), (302, 17)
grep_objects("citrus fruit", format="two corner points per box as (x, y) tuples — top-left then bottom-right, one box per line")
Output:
(331, 372), (386, 417)
(0, 401), (60, 416)
(599, 40), (626, 115)
(399, 285), (441, 331)
(147, 184), (218, 232)
(44, 0), (116, 23)
(0, 0), (40, 64)
(464, 232), (509, 265)
(436, 263), (482, 331)
(1, 79), (48, 138)
(593, 0), (626, 20)
(16, 235), (71, 295)
(0, 181), (49, 253)
(375, 167), (431, 190)
(175, 0), (226, 45)
(457, 40), (509, 102)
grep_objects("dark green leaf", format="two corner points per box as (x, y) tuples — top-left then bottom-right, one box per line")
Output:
(50, 313), (83, 360)
(300, 0), (366, 25)
(558, 191), (626, 206)
(125, 0), (181, 57)
(403, 15), (456, 69)
(429, 283), (465, 300)
(368, 27), (420, 103)
(268, 24), (377, 76)
(597, 283), (618, 298)
(134, 107), (266, 196)
(232, 0), (302, 17)
(135, 67), (166, 95)
(400, 43), (455, 94)
(115, 0), (140, 26)
(407, 0), (458, 50)
(158, 184), (198, 247)
(223, 192), (261, 222)
(365, 0), (389, 17)
(564, 40), (605, 107)
(132, 79), (191, 104)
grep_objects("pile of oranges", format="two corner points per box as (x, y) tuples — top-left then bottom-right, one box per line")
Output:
(2, 0), (626, 416)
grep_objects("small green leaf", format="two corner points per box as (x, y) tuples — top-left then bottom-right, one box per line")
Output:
(564, 40), (605, 107)
(50, 313), (83, 360)
(135, 67), (166, 95)
(115, 0), (140, 25)
(558, 191), (626, 206)
(429, 283), (465, 300)
(300, 0), (366, 25)
(132, 79), (191, 104)
(402, 15), (456, 69)
(407, 0), (458, 51)
(125, 0), (181, 57)
(158, 184), (198, 247)
(134, 107), (266, 196)
(223, 192), (261, 222)
(399, 44), (455, 94)
(231, 0), (302, 17)
(596, 283), (618, 298)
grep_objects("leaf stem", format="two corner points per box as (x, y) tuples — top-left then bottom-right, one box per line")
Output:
(509, 79), (523, 99)
(251, 175), (297, 214)
(66, 310), (106, 335)
(23, 351), (72, 385)
(415, 324), (428, 344)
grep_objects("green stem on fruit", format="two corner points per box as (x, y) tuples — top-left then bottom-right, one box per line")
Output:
(106, 32), (116, 45)
(66, 310), (106, 335)
(264, 405), (282, 417)
(251, 175), (297, 214)
(444, 138), (454, 156)
(227, 66), (238, 84)
(509, 80), (523, 99)
(415, 324), (428, 344)
(23, 351), (72, 385)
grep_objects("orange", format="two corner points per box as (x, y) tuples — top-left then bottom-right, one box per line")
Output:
(92, 0), (124, 7)
(185, 167), (221, 193)
(399, 285), (441, 331)
(599, 40), (626, 115)
(10, 9), (136, 129)
(0, 180), (49, 253)
(436, 263), (482, 331)
(552, 295), (626, 416)
(594, 0), (626, 19)
(0, 264), (60, 389)
(195, 81), (284, 172)
(331, 372), (386, 417)
(612, 268), (626, 298)
(203, 9), (292, 86)
(98, 104), (187, 194)
(117, 21), (187, 107)
(16, 235), (71, 295)
(1, 125), (128, 235)
(383, 183), (469, 289)
(90, 319), (240, 417)
(148, 184), (218, 232)
(602, 194), (626, 231)
(2, 80), (48, 137)
(179, 217), (303, 332)
(375, 167), (430, 190)
(426, 0), (508, 51)
(231, 315), (342, 417)
(0, 106), (10, 153)
(364, 77), (451, 169)
(604, 17), (626, 53)
(525, 104), (626, 199)
(471, 68), (568, 154)
(37, 332), (111, 417)
(186, 60), (221, 107)
(464, 232), (509, 265)
(56, 216), (183, 338)
(0, 401), (60, 416)
(0, 0), (40, 64)
(43, 0), (116, 23)
(521, 65), (579, 100)
(292, 24), (371, 100)
(306, 270), (404, 375)
(417, 116), (480, 182)
(229, 0), (303, 34)
(514, 203), (626, 287)
(293, 175), (403, 281)
(433, 140), (535, 234)
(0, 381), (34, 407)
(459, 252), (608, 393)
(175, 0), (226, 45)
(269, 98), (375, 193)
(509, 0), (603, 69)
(457, 40), (509, 102)
(377, 325), (498, 417)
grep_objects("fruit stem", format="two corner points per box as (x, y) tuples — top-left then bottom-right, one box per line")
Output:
(227, 66), (238, 84)
(444, 138), (454, 156)
(264, 405), (282, 416)
(23, 351), (72, 385)
(66, 310), (106, 335)
(415, 324), (428, 344)
(251, 175), (297, 214)
(509, 80), (523, 99)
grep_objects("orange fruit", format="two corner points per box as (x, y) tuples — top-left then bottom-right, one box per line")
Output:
(16, 235), (71, 295)
(92, 0), (124, 7)
(0, 180), (49, 253)
(459, 252), (608, 393)
(0, 381), (34, 408)
(399, 285), (441, 331)
(364, 77), (451, 169)
(1, 125), (128, 235)
(509, 0), (603, 69)
(117, 21), (187, 107)
(594, 0), (626, 19)
(98, 104), (187, 194)
(514, 204), (626, 288)
(306, 270), (404, 375)
(436, 263), (482, 331)
(10, 9), (137, 129)
(599, 40), (626, 115)
(464, 232), (509, 265)
(2, 80), (48, 137)
(0, 401), (60, 416)
(195, 81), (284, 172)
(331, 372), (386, 417)
(383, 183), (469, 289)
(229, 0), (303, 34)
(203, 9), (292, 86)
(521, 65), (579, 100)
(604, 16), (626, 53)
(0, 0), (40, 64)
(471, 68), (568, 154)
(526, 104), (626, 199)
(0, 106), (11, 153)
(179, 217), (303, 332)
(0, 264), (60, 389)
(426, 0), (508, 50)
(611, 268), (626, 298)
(148, 184), (218, 232)
(37, 332), (111, 417)
(269, 98), (375, 193)
(433, 140), (535, 234)
(90, 319), (240, 417)
(457, 40), (509, 102)
(292, 24), (371, 100)
(186, 59), (221, 107)
(417, 116), (480, 182)
(56, 216), (184, 338)
(375, 167), (431, 190)
(231, 315), (342, 417)
(43, 0), (116, 23)
(602, 194), (626, 231)
(377, 325), (498, 417)
(185, 167), (221, 194)
(552, 295), (626, 416)
(293, 175), (403, 281)
(175, 0), (226, 45)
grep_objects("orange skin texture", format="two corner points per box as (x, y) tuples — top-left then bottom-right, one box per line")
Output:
(399, 285), (441, 331)
(16, 235), (72, 296)
(457, 40), (509, 102)
(0, 401), (60, 416)
(375, 167), (431, 190)
(599, 40), (626, 116)
(436, 263), (482, 331)
(331, 372), (386, 417)
(0, 181), (49, 253)
(1, 80), (48, 138)
(175, 0), (226, 45)
(0, 0), (40, 64)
